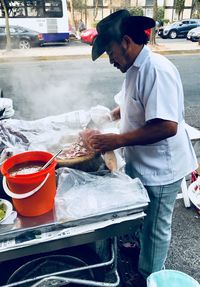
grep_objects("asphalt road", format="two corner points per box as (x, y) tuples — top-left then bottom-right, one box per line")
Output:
(0, 53), (200, 283)
(0, 54), (199, 122)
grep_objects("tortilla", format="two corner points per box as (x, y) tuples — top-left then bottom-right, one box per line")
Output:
(57, 153), (96, 167)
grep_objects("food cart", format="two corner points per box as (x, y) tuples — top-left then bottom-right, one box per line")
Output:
(0, 198), (148, 286)
(0, 107), (150, 286)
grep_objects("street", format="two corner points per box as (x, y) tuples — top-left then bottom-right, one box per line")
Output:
(0, 54), (199, 121)
(0, 50), (200, 283)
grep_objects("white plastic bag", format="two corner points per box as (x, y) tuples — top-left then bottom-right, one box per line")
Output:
(55, 168), (149, 221)
(0, 98), (15, 119)
(90, 105), (112, 128)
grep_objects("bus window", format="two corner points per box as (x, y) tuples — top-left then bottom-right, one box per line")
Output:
(27, 7), (37, 17)
(44, 0), (62, 17)
(26, 4), (37, 17)
(26, 1), (44, 17)
(6, 1), (26, 18)
(15, 8), (26, 17)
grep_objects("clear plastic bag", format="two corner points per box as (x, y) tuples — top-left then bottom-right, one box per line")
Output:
(55, 168), (149, 221)
(0, 98), (15, 119)
(90, 105), (112, 128)
(0, 106), (123, 167)
(0, 109), (91, 160)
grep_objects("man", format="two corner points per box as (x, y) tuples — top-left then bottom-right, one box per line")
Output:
(78, 19), (86, 32)
(85, 9), (198, 287)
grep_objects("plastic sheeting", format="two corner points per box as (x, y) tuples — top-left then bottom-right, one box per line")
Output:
(55, 168), (150, 221)
(0, 105), (121, 165)
(0, 98), (14, 120)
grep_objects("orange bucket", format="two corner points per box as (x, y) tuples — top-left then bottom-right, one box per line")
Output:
(1, 151), (57, 217)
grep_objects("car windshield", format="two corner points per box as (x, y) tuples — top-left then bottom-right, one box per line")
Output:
(16, 27), (27, 33)
(170, 21), (182, 27)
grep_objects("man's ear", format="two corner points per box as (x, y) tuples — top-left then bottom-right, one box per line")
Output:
(121, 35), (132, 50)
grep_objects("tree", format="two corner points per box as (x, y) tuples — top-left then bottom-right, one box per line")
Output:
(67, 0), (87, 29)
(129, 7), (144, 16)
(150, 0), (158, 45)
(156, 7), (165, 24)
(192, 0), (200, 18)
(0, 0), (11, 51)
(93, 0), (99, 22)
(108, 0), (114, 13)
(67, 0), (76, 29)
(175, 0), (185, 20)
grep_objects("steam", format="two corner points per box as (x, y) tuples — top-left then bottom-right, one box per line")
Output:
(0, 59), (124, 120)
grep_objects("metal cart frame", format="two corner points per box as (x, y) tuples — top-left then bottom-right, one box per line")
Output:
(0, 210), (146, 287)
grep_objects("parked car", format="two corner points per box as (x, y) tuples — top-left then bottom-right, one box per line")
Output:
(158, 19), (200, 39)
(187, 26), (200, 42)
(80, 28), (98, 45)
(80, 27), (152, 46)
(0, 25), (44, 49)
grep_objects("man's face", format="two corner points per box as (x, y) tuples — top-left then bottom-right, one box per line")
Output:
(106, 40), (132, 73)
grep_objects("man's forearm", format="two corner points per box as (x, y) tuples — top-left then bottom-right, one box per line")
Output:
(118, 119), (177, 147)
(87, 119), (178, 153)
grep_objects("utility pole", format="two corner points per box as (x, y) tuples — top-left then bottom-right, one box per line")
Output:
(0, 0), (11, 51)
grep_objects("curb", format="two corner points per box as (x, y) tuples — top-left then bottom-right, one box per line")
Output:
(153, 49), (200, 55)
(0, 49), (199, 63)
(0, 54), (92, 63)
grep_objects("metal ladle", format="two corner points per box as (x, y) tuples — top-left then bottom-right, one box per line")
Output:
(39, 149), (63, 171)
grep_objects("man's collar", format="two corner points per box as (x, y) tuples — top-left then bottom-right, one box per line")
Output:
(131, 45), (151, 69)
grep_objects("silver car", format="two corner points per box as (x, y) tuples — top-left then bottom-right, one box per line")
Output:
(187, 27), (200, 42)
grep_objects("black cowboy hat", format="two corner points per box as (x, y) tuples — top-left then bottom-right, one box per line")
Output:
(92, 9), (155, 61)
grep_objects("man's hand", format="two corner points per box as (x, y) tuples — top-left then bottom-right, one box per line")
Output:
(79, 128), (101, 151)
(110, 106), (121, 121)
(88, 133), (122, 153)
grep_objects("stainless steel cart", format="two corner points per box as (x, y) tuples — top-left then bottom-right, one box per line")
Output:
(0, 203), (147, 287)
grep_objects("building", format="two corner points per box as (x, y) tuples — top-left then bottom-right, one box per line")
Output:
(69, 0), (194, 29)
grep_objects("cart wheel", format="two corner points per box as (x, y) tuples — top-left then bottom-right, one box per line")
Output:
(7, 255), (95, 287)
(61, 244), (106, 282)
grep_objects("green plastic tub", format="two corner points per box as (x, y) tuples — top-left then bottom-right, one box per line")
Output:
(147, 270), (200, 287)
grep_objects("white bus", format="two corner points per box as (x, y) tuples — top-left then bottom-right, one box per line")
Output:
(0, 0), (69, 43)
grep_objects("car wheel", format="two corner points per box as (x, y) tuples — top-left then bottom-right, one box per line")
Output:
(169, 30), (177, 39)
(19, 39), (31, 49)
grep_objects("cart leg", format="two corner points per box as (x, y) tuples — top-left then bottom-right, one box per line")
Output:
(180, 177), (191, 208)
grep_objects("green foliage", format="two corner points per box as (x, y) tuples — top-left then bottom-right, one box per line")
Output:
(163, 19), (170, 23)
(175, 0), (185, 17)
(129, 7), (144, 16)
(129, 5), (164, 24)
(193, 0), (200, 18)
(69, 0), (86, 12)
(192, 12), (200, 18)
(91, 21), (98, 28)
(155, 7), (165, 24)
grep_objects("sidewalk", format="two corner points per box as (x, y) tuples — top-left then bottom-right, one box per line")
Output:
(0, 39), (199, 63)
